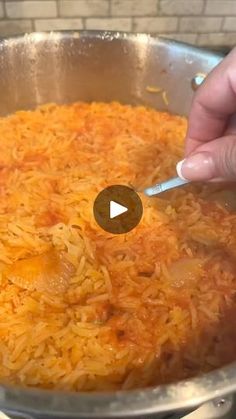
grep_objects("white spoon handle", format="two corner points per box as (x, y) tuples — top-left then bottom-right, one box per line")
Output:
(143, 176), (190, 197)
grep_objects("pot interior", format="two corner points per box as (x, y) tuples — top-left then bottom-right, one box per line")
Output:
(0, 31), (222, 116)
(0, 32), (230, 419)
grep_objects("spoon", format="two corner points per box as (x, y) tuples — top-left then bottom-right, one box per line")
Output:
(143, 176), (190, 197)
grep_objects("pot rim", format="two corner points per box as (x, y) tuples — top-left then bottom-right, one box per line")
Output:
(0, 30), (228, 417)
(2, 363), (236, 417)
(0, 29), (225, 58)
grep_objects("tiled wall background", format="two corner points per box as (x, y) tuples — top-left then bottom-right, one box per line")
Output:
(0, 0), (236, 48)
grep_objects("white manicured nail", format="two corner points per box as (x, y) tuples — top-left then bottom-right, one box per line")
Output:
(176, 159), (187, 180)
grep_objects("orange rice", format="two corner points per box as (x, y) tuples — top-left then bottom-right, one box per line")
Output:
(0, 101), (236, 391)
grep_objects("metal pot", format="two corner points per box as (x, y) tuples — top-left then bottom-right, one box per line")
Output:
(0, 31), (233, 419)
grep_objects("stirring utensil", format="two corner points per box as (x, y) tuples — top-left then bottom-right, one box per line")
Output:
(143, 176), (190, 197)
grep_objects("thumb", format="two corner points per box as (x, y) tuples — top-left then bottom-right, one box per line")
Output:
(177, 135), (236, 181)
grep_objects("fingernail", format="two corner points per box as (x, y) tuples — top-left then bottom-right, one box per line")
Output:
(176, 152), (215, 181)
(176, 159), (187, 180)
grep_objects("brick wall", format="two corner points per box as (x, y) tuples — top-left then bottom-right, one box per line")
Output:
(0, 0), (236, 48)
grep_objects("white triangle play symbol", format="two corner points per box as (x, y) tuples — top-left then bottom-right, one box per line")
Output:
(110, 200), (128, 219)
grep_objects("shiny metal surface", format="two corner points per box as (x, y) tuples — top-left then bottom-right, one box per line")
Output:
(144, 176), (190, 197)
(0, 31), (230, 418)
(0, 31), (222, 116)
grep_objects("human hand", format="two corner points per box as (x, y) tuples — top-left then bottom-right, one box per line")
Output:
(177, 48), (236, 181)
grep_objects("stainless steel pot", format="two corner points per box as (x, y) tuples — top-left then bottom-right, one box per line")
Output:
(0, 31), (232, 419)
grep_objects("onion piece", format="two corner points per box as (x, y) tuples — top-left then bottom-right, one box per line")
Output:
(5, 249), (75, 294)
(168, 257), (203, 288)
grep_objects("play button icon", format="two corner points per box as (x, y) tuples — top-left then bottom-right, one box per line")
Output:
(93, 185), (143, 234)
(110, 201), (128, 219)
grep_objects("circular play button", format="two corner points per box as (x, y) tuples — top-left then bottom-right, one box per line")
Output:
(93, 185), (143, 234)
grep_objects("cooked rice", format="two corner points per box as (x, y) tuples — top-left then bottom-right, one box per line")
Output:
(0, 102), (236, 391)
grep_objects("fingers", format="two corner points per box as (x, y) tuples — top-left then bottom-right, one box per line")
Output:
(178, 135), (236, 181)
(186, 47), (236, 156)
(225, 114), (236, 136)
(181, 48), (236, 181)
